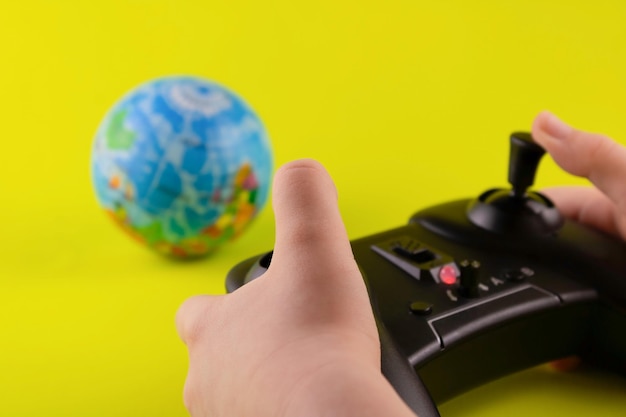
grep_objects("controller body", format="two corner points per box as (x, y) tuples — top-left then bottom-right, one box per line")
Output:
(226, 133), (626, 416)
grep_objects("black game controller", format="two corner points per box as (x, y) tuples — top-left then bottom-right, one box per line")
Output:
(226, 132), (626, 416)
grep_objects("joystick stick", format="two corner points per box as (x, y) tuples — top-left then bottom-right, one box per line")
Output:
(458, 260), (481, 298)
(226, 132), (626, 416)
(508, 131), (545, 198)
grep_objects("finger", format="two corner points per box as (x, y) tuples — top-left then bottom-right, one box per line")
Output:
(270, 159), (356, 275)
(542, 186), (619, 236)
(532, 111), (626, 210)
(175, 294), (224, 346)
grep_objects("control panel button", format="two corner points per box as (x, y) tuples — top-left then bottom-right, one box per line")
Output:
(502, 269), (526, 282)
(410, 301), (434, 315)
(393, 246), (437, 263)
(459, 259), (481, 298)
(370, 236), (454, 283)
(371, 244), (423, 280)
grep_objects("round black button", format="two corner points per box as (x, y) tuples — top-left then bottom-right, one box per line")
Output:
(409, 301), (433, 315)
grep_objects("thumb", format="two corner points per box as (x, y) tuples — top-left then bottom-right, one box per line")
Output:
(531, 111), (626, 209)
(269, 159), (359, 281)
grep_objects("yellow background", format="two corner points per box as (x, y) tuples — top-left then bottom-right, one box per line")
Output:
(1, 1), (625, 416)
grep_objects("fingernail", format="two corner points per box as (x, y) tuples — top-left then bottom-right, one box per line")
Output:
(542, 112), (573, 140)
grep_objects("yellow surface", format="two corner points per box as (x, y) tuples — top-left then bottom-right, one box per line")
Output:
(1, 1), (626, 416)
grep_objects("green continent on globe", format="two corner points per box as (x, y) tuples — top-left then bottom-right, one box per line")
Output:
(105, 109), (137, 150)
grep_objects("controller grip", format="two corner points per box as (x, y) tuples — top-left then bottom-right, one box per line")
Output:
(378, 319), (440, 417)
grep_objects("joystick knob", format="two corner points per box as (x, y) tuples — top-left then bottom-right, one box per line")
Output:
(459, 259), (481, 298)
(508, 132), (546, 198)
(466, 132), (564, 236)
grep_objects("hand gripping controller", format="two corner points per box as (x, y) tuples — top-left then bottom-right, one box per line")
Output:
(226, 133), (626, 416)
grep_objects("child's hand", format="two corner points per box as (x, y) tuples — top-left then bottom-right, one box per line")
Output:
(176, 160), (416, 417)
(533, 111), (626, 371)
(532, 111), (626, 239)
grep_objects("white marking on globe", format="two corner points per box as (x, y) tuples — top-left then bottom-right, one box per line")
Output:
(171, 85), (232, 117)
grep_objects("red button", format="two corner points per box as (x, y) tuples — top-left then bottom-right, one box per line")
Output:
(439, 265), (458, 285)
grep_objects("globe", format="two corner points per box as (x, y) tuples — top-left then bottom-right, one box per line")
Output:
(91, 76), (273, 257)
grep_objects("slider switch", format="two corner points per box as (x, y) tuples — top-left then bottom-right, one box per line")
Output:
(459, 259), (481, 298)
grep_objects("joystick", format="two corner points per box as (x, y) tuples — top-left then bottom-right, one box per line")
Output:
(458, 260), (481, 298)
(467, 132), (563, 236)
(226, 132), (626, 416)
(508, 131), (545, 198)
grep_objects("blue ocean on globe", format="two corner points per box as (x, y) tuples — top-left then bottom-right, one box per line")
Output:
(91, 76), (273, 256)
